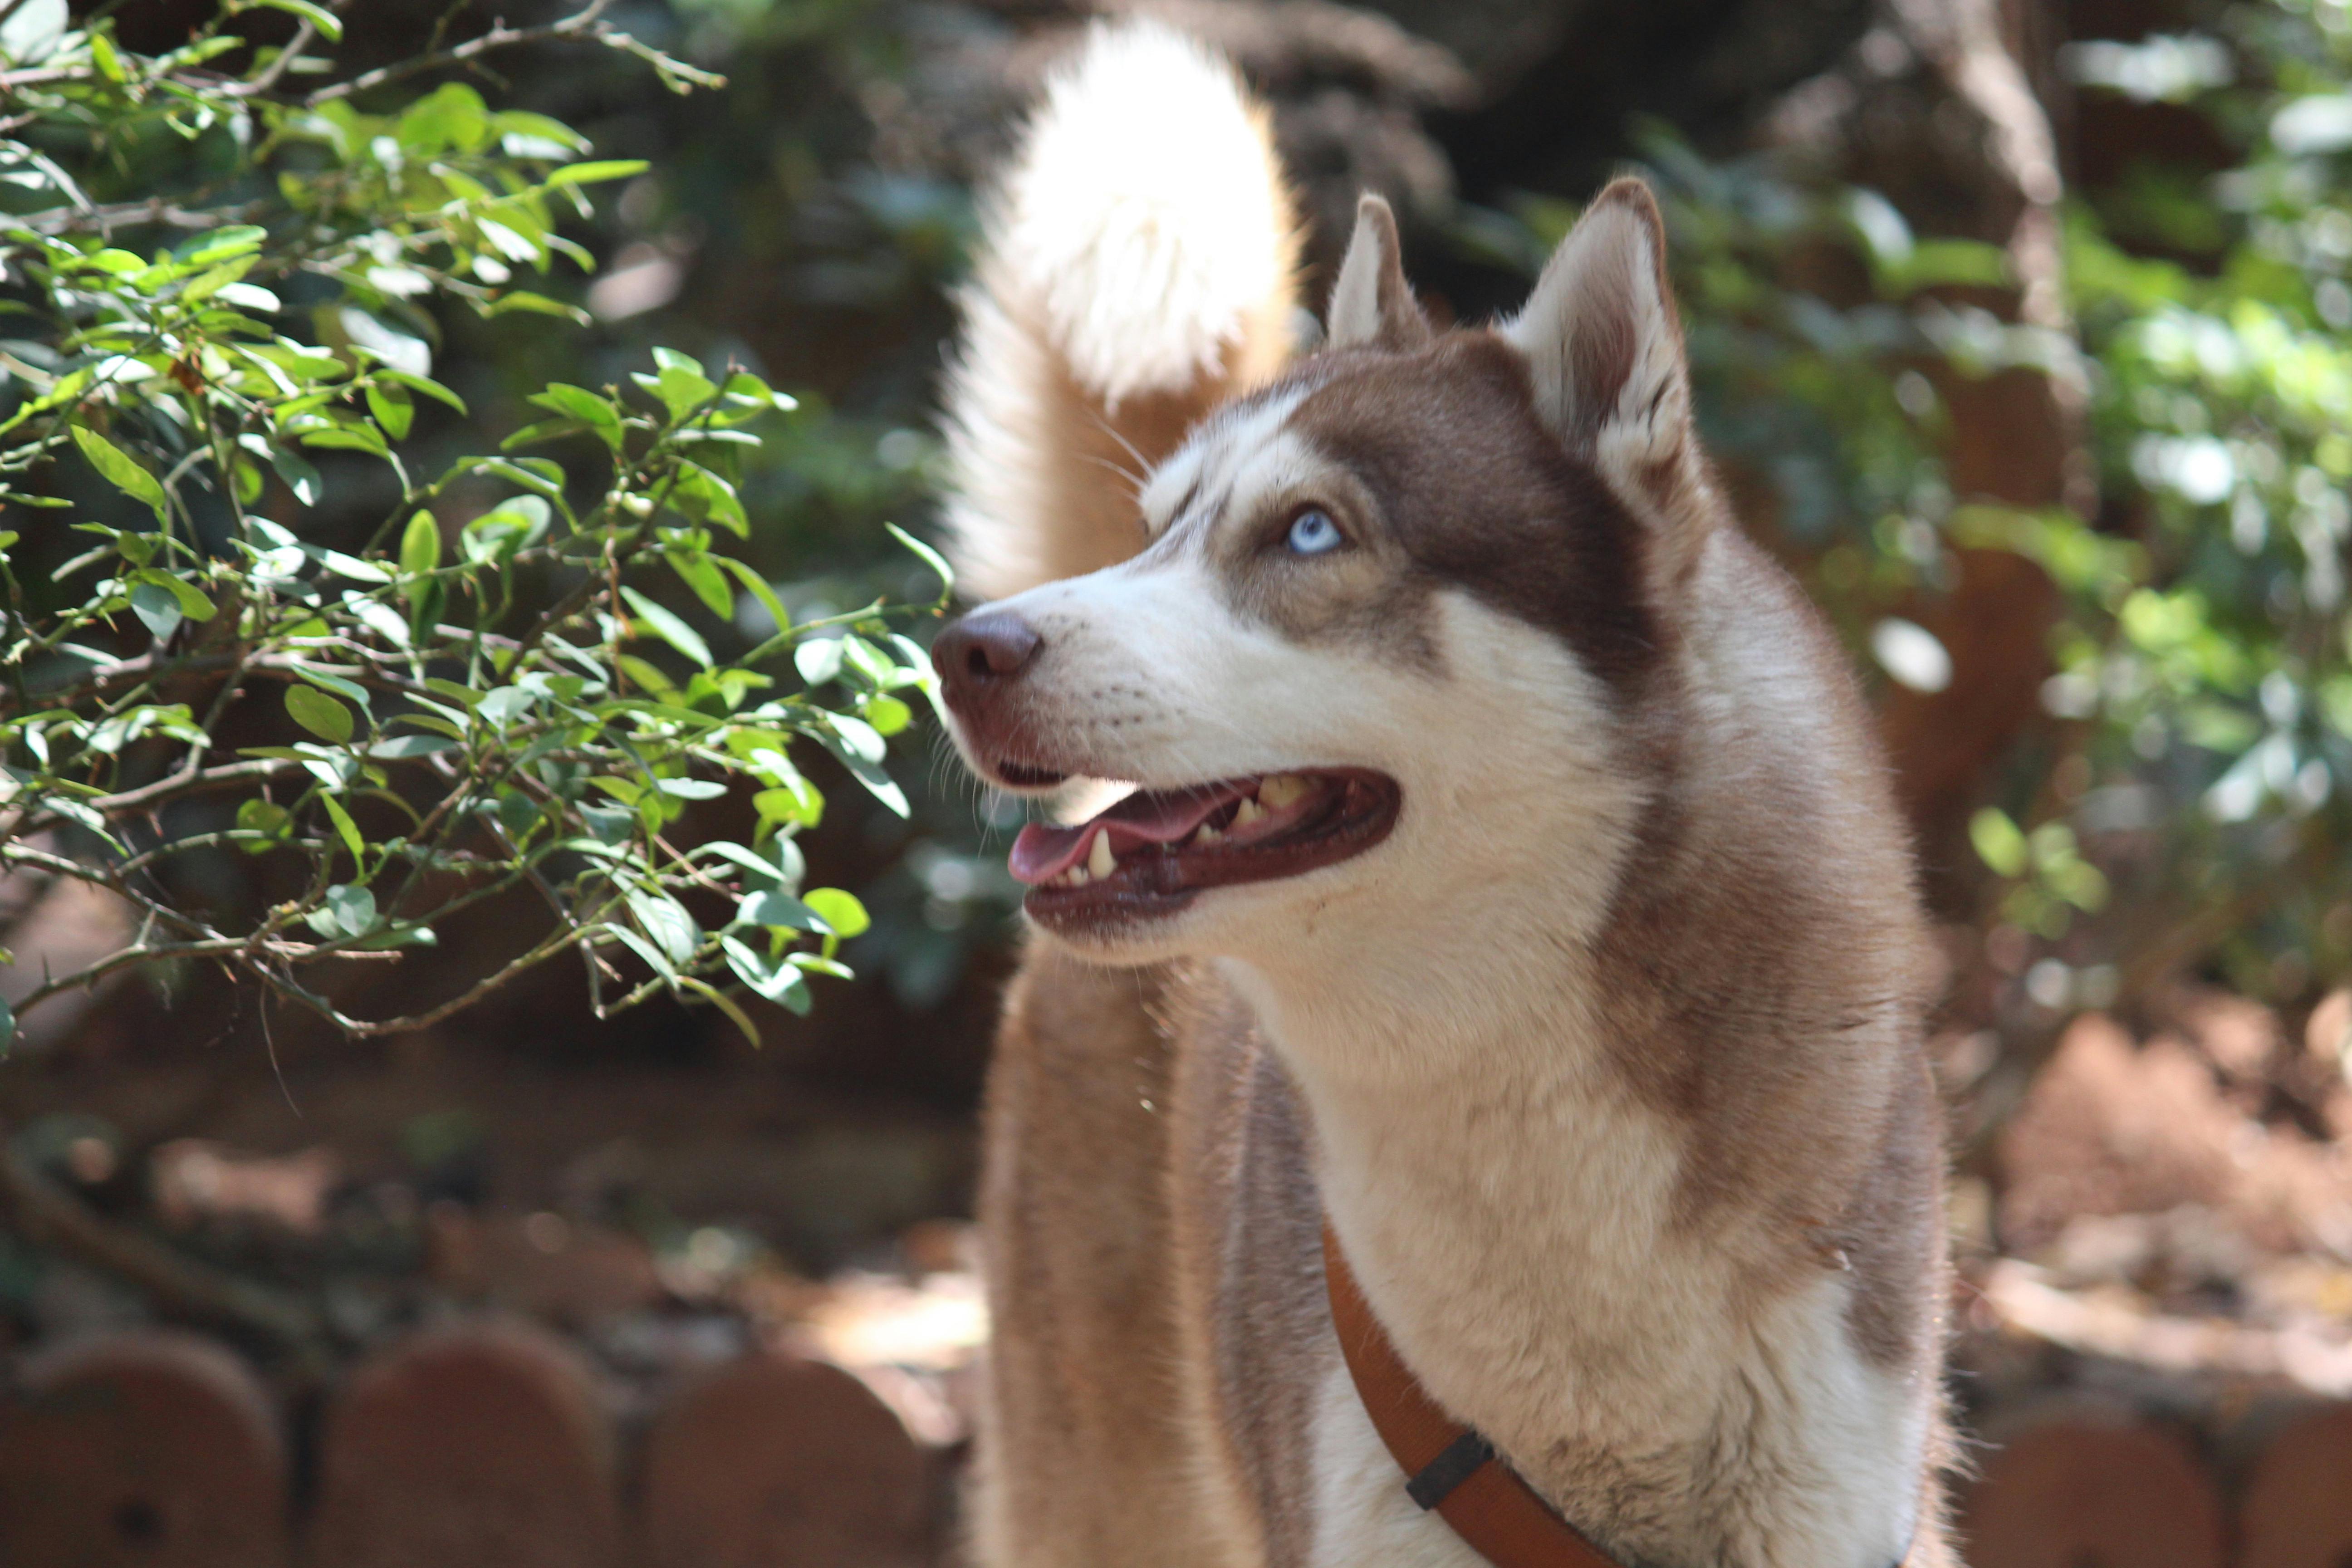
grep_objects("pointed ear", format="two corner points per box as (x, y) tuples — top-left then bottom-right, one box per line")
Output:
(1503, 179), (1693, 483)
(1326, 194), (1433, 351)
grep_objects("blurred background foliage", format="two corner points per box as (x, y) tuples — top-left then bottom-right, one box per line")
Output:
(1, 0), (2349, 1346)
(1453, 0), (2352, 1053)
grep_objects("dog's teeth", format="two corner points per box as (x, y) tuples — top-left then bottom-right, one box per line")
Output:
(1065, 866), (1089, 887)
(1195, 822), (1221, 844)
(1259, 774), (1309, 809)
(1088, 831), (1116, 879)
(1234, 796), (1264, 826)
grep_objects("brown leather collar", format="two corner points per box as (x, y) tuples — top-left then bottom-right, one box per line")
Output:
(1323, 1223), (1622, 1568)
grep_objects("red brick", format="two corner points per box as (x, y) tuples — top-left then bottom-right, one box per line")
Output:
(308, 1320), (619, 1568)
(0, 1330), (287, 1568)
(641, 1352), (929, 1568)
(1957, 1416), (2223, 1568)
(2239, 1402), (2352, 1568)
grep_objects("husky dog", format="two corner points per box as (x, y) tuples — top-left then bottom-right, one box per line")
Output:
(932, 23), (1956, 1568)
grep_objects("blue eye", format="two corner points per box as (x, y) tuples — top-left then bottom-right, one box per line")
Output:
(1285, 509), (1343, 555)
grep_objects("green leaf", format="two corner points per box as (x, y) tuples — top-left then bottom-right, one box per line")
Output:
(549, 159), (652, 187)
(252, 0), (343, 41)
(794, 637), (844, 686)
(637, 347), (716, 419)
(71, 426), (168, 522)
(719, 558), (789, 637)
(289, 664), (370, 706)
(822, 739), (906, 818)
(397, 81), (487, 152)
(886, 522), (955, 603)
(723, 372), (798, 413)
(0, 997), (13, 1059)
(320, 793), (364, 865)
(88, 29), (125, 82)
(627, 889), (700, 964)
(236, 798), (290, 853)
(863, 695), (912, 735)
(367, 735), (458, 760)
(494, 111), (592, 156)
(701, 837), (804, 892)
(473, 457), (566, 500)
(803, 887), (870, 939)
(529, 382), (624, 448)
(740, 889), (823, 931)
(268, 445), (322, 506)
(668, 462), (747, 535)
(721, 934), (810, 1012)
(286, 684), (355, 744)
(752, 783), (823, 829)
(489, 291), (590, 324)
(1, 0), (66, 66)
(128, 580), (183, 640)
(299, 425), (391, 457)
(321, 550), (392, 583)
(461, 496), (552, 564)
(186, 226), (267, 265)
(400, 511), (441, 577)
(619, 586), (713, 669)
(827, 712), (887, 765)
(604, 923), (680, 980)
(347, 924), (437, 952)
(501, 418), (588, 450)
(304, 883), (378, 939)
(381, 369), (468, 415)
(678, 975), (761, 1046)
(1969, 808), (2029, 879)
(133, 569), (216, 621)
(367, 381), (415, 441)
(666, 550), (734, 618)
(578, 804), (634, 844)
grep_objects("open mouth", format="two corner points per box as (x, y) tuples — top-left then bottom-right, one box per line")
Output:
(1008, 768), (1401, 928)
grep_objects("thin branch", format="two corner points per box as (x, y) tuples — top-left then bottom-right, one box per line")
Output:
(233, 18), (317, 98)
(303, 0), (615, 107)
(255, 918), (582, 1037)
(1, 933), (252, 1017)
(8, 196), (268, 238)
(90, 756), (305, 814)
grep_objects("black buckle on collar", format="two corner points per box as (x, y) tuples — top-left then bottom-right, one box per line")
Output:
(1406, 1428), (1497, 1511)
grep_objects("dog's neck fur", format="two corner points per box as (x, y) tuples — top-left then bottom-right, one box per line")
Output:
(1215, 535), (1933, 1568)
(1227, 848), (1929, 1567)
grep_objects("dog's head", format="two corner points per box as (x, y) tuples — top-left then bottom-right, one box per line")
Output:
(937, 181), (1722, 966)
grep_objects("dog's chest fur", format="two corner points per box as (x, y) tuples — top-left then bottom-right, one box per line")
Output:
(1161, 943), (1933, 1568)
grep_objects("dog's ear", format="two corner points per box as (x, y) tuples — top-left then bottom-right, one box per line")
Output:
(1326, 194), (1432, 352)
(1504, 179), (1694, 489)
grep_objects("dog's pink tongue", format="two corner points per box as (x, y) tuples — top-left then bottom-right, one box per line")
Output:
(1008, 781), (1252, 886)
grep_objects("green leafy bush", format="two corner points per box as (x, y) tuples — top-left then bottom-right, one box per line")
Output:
(0, 0), (940, 1052)
(1464, 0), (2351, 1008)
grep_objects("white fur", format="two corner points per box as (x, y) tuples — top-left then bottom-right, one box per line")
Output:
(1308, 1361), (1490, 1568)
(1002, 22), (1289, 405)
(1137, 385), (1313, 536)
(941, 21), (1295, 601)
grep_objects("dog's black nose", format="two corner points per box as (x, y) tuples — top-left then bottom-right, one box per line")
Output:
(935, 610), (1042, 709)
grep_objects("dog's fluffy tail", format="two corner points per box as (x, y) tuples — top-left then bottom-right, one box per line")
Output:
(940, 20), (1300, 603)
